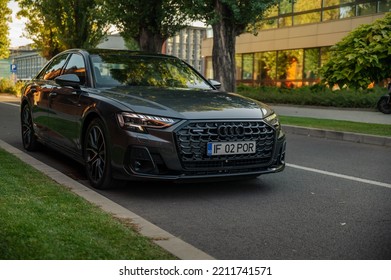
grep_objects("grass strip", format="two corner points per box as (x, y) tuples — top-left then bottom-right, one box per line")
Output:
(0, 148), (176, 260)
(280, 116), (391, 137)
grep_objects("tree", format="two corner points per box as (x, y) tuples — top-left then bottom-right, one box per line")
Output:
(182, 0), (277, 92)
(101, 0), (190, 53)
(17, 0), (110, 59)
(321, 13), (391, 89)
(0, 0), (11, 59)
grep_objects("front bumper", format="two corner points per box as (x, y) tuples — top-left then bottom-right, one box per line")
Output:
(110, 120), (286, 182)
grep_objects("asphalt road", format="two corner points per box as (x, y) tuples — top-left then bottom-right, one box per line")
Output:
(1, 98), (391, 259)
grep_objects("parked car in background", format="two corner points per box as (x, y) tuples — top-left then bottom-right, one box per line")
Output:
(21, 49), (286, 189)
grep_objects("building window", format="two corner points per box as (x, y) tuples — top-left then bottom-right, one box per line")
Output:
(277, 49), (303, 88)
(279, 0), (293, 14)
(323, 5), (356, 20)
(254, 52), (277, 86)
(378, 0), (391, 12)
(294, 11), (321, 25)
(242, 54), (254, 80)
(279, 15), (293, 27)
(357, 1), (377, 15)
(235, 54), (242, 80)
(323, 0), (355, 7)
(304, 48), (320, 85)
(294, 0), (321, 12)
(259, 0), (384, 30)
(320, 47), (332, 67)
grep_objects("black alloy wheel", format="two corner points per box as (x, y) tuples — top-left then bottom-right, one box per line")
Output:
(21, 105), (38, 151)
(84, 119), (113, 189)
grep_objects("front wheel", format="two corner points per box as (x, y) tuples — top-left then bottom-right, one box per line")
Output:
(21, 104), (39, 151)
(377, 97), (391, 114)
(83, 119), (113, 189)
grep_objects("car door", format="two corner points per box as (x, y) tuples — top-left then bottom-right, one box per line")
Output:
(48, 53), (92, 155)
(30, 54), (70, 141)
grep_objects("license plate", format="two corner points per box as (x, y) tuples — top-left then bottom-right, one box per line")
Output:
(207, 141), (256, 156)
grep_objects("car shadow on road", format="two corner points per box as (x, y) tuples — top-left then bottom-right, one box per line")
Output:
(27, 144), (279, 200)
(102, 175), (279, 201)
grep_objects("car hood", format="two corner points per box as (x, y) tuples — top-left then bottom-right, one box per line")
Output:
(99, 87), (272, 119)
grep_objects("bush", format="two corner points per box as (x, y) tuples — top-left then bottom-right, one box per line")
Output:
(0, 78), (25, 96)
(237, 84), (386, 109)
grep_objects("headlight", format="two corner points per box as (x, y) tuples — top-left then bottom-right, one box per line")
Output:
(265, 113), (280, 129)
(117, 112), (178, 133)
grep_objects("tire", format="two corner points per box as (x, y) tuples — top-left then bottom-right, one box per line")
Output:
(377, 97), (391, 114)
(21, 104), (39, 151)
(83, 118), (113, 189)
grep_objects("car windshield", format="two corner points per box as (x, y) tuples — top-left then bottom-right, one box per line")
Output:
(90, 52), (213, 90)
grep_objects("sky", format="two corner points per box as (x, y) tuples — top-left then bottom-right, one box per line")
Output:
(8, 0), (32, 48)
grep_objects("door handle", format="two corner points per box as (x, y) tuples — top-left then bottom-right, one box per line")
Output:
(49, 92), (57, 97)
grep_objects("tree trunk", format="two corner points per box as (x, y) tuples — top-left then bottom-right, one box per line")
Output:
(212, 0), (237, 92)
(138, 27), (164, 53)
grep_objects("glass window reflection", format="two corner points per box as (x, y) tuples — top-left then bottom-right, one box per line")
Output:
(242, 54), (254, 80)
(279, 0), (293, 14)
(323, 0), (354, 7)
(91, 54), (212, 90)
(294, 0), (321, 12)
(379, 0), (391, 12)
(294, 12), (321, 25)
(357, 2), (377, 16)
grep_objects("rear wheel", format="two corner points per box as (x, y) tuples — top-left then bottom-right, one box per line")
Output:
(84, 119), (113, 189)
(21, 104), (39, 151)
(377, 97), (391, 114)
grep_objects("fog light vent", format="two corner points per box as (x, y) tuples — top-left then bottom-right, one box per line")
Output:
(130, 147), (156, 174)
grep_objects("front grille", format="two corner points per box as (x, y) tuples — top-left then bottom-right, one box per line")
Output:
(174, 121), (276, 172)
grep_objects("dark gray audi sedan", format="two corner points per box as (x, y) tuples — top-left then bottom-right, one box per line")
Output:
(21, 49), (286, 189)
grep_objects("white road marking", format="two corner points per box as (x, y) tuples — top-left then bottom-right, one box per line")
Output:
(0, 102), (19, 107)
(287, 163), (391, 189)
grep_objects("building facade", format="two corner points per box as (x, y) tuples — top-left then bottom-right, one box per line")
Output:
(202, 0), (390, 87)
(162, 26), (206, 73)
(9, 48), (47, 81)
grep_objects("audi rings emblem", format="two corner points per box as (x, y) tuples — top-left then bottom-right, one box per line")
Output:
(217, 124), (245, 137)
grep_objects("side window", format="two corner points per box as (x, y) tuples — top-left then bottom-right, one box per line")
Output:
(37, 54), (69, 80)
(63, 54), (86, 85)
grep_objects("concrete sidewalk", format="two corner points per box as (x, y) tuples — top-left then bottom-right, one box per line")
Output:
(272, 105), (391, 147)
(273, 105), (390, 125)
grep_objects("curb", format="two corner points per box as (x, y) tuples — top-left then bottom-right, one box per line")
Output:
(282, 125), (391, 147)
(0, 139), (215, 260)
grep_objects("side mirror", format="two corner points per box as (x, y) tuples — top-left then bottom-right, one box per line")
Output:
(209, 79), (222, 90)
(55, 74), (81, 88)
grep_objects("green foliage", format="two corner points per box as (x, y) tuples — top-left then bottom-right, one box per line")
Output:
(101, 0), (189, 52)
(17, 0), (110, 59)
(0, 78), (25, 96)
(124, 37), (140, 51)
(183, 0), (277, 35)
(237, 84), (386, 109)
(320, 13), (391, 89)
(0, 0), (11, 59)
